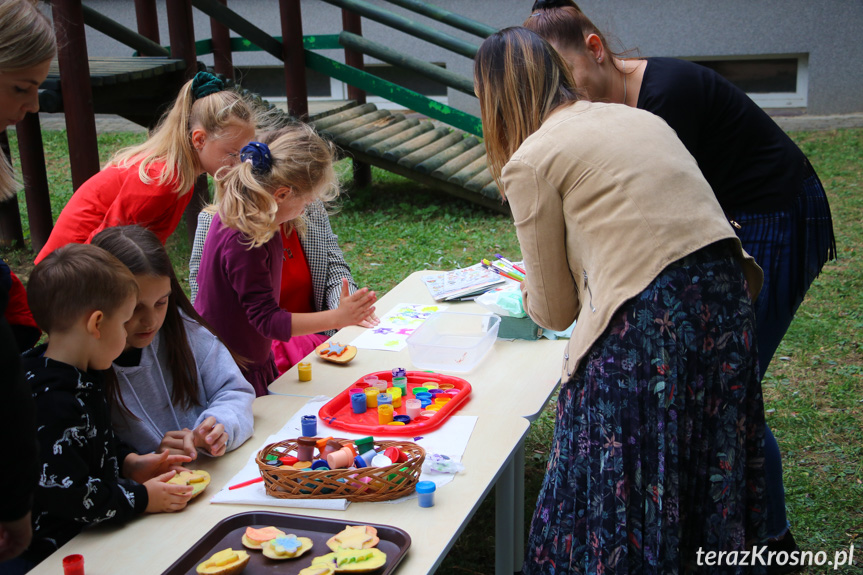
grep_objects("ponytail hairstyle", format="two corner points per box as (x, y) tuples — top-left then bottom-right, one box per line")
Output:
(110, 72), (256, 197)
(475, 27), (581, 194)
(525, 0), (629, 73)
(0, 0), (56, 199)
(92, 225), (243, 412)
(215, 122), (338, 248)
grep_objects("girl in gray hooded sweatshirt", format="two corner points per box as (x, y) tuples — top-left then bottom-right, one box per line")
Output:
(93, 225), (255, 459)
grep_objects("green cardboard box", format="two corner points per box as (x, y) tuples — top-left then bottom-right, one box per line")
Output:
(497, 315), (543, 340)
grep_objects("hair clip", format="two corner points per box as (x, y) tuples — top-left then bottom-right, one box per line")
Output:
(240, 141), (273, 175)
(191, 71), (225, 101)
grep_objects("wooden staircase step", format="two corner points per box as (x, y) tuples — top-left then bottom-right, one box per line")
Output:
(322, 110), (390, 136)
(431, 144), (485, 180)
(366, 121), (435, 157)
(350, 117), (419, 152)
(381, 127), (449, 161)
(311, 102), (377, 130)
(416, 136), (480, 175)
(397, 131), (464, 169)
(447, 154), (488, 186)
(335, 114), (404, 145)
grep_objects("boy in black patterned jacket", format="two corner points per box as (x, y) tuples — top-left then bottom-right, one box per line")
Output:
(7, 244), (193, 573)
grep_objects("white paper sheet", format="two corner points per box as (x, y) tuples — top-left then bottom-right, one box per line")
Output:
(211, 397), (477, 508)
(350, 303), (448, 352)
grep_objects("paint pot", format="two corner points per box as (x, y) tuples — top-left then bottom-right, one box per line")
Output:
(392, 367), (406, 378)
(420, 399), (432, 409)
(326, 446), (354, 469)
(428, 388), (445, 396)
(315, 436), (333, 453)
(322, 439), (343, 458)
(278, 455), (299, 466)
(62, 554), (85, 575)
(425, 404), (441, 412)
(354, 436), (375, 455)
(377, 393), (392, 407)
(371, 453), (394, 467)
(393, 414), (411, 424)
(434, 397), (451, 405)
(439, 383), (454, 390)
(421, 410), (438, 417)
(405, 398), (422, 419)
(351, 392), (367, 414)
(297, 362), (312, 382)
(311, 459), (330, 470)
(387, 421), (405, 426)
(354, 453), (370, 468)
(415, 392), (432, 402)
(389, 386), (402, 408)
(296, 437), (317, 462)
(301, 415), (317, 437)
(445, 389), (460, 397)
(365, 388), (379, 408)
(363, 375), (379, 387)
(378, 404), (394, 424)
(349, 387), (364, 396)
(384, 446), (408, 463)
(423, 382), (439, 390)
(416, 481), (436, 507)
(411, 387), (428, 396)
(392, 376), (408, 395)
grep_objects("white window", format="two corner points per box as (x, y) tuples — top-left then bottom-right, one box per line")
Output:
(688, 54), (808, 109)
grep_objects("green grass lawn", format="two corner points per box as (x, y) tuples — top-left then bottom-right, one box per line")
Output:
(3, 126), (861, 573)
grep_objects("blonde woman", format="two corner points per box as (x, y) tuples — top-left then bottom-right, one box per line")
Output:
(476, 27), (767, 574)
(0, 0), (54, 567)
(193, 124), (377, 395)
(35, 71), (256, 263)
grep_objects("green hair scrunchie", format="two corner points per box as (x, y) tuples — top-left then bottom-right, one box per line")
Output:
(191, 71), (225, 100)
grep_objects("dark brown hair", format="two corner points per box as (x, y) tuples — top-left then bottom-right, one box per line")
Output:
(92, 225), (241, 411)
(29, 243), (138, 333)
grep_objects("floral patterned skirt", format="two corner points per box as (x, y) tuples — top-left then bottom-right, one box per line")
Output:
(524, 248), (767, 575)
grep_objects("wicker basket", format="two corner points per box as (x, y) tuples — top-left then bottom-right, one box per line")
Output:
(255, 439), (425, 502)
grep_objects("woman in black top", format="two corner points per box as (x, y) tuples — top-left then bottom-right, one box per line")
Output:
(525, 0), (836, 562)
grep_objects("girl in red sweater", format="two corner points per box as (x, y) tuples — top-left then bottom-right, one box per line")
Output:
(36, 71), (257, 263)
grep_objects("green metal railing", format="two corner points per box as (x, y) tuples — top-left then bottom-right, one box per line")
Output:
(380, 0), (497, 39)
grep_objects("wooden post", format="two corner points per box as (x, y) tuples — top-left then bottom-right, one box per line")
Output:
(167, 0), (207, 245)
(279, 0), (308, 119)
(51, 0), (100, 191)
(133, 0), (160, 44)
(0, 132), (24, 248)
(210, 0), (234, 80)
(340, 8), (372, 187)
(16, 114), (54, 254)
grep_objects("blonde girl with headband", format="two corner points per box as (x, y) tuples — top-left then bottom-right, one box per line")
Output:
(194, 124), (378, 395)
(35, 71), (256, 263)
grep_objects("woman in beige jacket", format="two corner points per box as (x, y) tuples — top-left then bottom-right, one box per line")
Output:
(476, 27), (768, 574)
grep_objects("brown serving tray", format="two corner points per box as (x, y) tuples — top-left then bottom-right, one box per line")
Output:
(161, 511), (410, 574)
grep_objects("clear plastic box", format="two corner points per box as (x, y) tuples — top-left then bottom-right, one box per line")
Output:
(406, 311), (500, 373)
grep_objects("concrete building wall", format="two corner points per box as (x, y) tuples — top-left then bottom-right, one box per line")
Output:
(80, 1), (863, 117)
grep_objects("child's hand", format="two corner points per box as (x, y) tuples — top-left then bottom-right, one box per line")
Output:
(158, 429), (197, 459)
(358, 310), (380, 328)
(144, 471), (194, 513)
(193, 416), (228, 457)
(337, 278), (377, 329)
(124, 450), (192, 485)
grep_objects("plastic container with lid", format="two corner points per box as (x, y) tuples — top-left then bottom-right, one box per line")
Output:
(406, 311), (500, 373)
(416, 481), (436, 507)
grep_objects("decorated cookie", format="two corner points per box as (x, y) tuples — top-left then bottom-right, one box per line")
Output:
(315, 342), (357, 364)
(312, 548), (387, 572)
(168, 470), (211, 498)
(261, 534), (314, 560)
(241, 526), (287, 550)
(196, 548), (250, 575)
(326, 525), (380, 552)
(298, 564), (336, 575)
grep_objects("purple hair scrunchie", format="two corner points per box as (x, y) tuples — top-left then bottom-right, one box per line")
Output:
(240, 141), (273, 175)
(191, 71), (225, 101)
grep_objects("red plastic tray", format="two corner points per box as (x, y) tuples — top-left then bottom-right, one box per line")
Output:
(317, 370), (471, 435)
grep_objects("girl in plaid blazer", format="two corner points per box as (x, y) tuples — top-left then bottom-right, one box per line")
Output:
(193, 125), (378, 395)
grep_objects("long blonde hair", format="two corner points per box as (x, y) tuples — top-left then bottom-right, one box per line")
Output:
(216, 123), (338, 248)
(0, 0), (56, 199)
(110, 78), (255, 196)
(474, 27), (581, 194)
